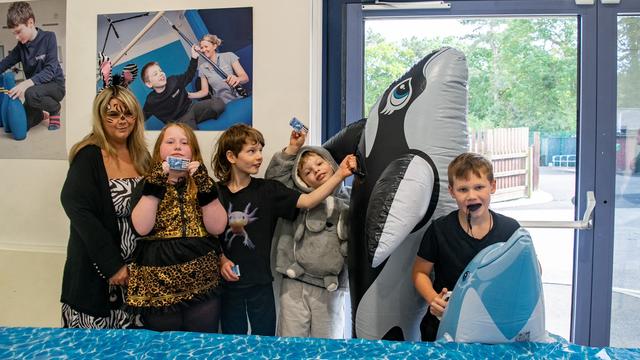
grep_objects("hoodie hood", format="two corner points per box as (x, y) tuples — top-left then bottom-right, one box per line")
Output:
(293, 145), (339, 193)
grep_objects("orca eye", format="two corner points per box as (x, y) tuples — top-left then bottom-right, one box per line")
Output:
(381, 78), (412, 115)
(462, 271), (470, 282)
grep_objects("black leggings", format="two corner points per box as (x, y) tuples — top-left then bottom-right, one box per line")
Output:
(144, 296), (221, 333)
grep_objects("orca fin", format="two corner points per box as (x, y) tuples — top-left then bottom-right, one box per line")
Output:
(367, 153), (437, 267)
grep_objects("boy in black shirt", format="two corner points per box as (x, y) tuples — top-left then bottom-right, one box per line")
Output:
(0, 2), (65, 130)
(412, 152), (520, 341)
(141, 45), (224, 129)
(211, 124), (356, 336)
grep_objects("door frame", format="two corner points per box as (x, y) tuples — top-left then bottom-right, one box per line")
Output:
(340, 0), (603, 346)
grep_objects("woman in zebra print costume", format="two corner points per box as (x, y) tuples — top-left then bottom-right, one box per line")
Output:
(60, 85), (151, 329)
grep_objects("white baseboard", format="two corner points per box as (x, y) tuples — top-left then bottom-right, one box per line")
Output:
(0, 242), (66, 254)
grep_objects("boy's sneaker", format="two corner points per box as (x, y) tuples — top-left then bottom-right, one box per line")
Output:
(47, 113), (61, 130)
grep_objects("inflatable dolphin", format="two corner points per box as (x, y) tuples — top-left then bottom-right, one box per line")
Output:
(437, 228), (551, 343)
(324, 47), (468, 340)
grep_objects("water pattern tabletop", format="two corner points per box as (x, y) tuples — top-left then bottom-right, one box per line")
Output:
(1, 327), (639, 359)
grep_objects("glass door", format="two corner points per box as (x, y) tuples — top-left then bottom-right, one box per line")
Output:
(610, 4), (640, 349)
(364, 16), (579, 340)
(344, 0), (600, 345)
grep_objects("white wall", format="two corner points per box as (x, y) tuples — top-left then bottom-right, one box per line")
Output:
(0, 0), (321, 327)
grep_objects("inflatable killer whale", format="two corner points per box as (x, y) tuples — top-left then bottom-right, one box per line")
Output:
(324, 47), (468, 340)
(437, 228), (551, 343)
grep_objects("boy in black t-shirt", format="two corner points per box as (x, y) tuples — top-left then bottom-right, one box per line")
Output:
(211, 124), (357, 336)
(412, 152), (520, 341)
(141, 45), (224, 129)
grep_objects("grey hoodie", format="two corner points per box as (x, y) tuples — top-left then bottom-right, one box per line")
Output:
(265, 145), (350, 290)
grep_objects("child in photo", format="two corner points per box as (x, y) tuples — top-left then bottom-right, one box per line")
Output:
(142, 45), (225, 129)
(0, 1), (65, 130)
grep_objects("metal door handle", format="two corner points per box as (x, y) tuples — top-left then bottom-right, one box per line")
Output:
(518, 191), (595, 229)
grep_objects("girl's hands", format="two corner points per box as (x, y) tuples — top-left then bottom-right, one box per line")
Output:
(162, 160), (194, 185)
(188, 161), (201, 176)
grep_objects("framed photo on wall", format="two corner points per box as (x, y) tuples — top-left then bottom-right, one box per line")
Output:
(97, 7), (253, 131)
(0, 0), (67, 160)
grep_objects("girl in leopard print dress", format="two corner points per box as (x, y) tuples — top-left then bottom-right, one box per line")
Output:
(127, 123), (227, 332)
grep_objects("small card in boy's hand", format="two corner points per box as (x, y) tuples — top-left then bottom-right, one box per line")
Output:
(167, 156), (190, 171)
(289, 117), (309, 133)
(231, 265), (241, 277)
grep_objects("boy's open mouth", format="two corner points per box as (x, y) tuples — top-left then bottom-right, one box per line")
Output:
(467, 203), (482, 212)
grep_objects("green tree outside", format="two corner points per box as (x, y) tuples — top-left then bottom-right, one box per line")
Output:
(364, 17), (578, 137)
(618, 17), (640, 109)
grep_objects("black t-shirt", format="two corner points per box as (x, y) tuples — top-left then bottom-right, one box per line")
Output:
(218, 178), (301, 286)
(417, 209), (520, 293)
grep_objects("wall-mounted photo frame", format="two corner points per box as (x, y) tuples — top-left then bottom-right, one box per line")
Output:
(97, 7), (253, 131)
(0, 0), (67, 160)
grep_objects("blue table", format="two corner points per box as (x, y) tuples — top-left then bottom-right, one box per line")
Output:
(1, 327), (638, 359)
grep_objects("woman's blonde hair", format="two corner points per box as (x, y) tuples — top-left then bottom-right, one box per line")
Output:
(212, 124), (264, 183)
(69, 86), (151, 174)
(200, 34), (222, 47)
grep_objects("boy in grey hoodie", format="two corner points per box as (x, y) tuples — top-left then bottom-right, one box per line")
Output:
(265, 130), (350, 339)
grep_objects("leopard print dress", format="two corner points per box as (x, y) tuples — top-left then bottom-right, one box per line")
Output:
(126, 169), (221, 313)
(61, 177), (142, 329)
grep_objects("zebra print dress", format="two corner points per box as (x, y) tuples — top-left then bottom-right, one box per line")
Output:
(61, 177), (142, 329)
